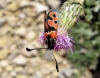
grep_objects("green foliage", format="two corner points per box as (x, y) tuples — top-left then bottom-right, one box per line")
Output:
(66, 0), (100, 76)
(71, 73), (81, 78)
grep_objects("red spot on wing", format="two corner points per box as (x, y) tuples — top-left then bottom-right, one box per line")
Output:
(50, 31), (57, 39)
(54, 18), (58, 21)
(48, 11), (58, 29)
(48, 19), (58, 29)
(48, 19), (53, 27)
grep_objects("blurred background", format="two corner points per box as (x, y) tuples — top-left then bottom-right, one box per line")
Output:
(0, 0), (100, 78)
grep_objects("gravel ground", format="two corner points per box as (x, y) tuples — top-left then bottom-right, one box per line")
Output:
(0, 0), (92, 78)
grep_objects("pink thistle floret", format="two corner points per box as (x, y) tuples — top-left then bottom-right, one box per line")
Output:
(54, 33), (75, 53)
(38, 30), (75, 53)
(38, 33), (46, 45)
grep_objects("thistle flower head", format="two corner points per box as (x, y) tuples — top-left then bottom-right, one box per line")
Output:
(38, 1), (84, 53)
(54, 31), (75, 53)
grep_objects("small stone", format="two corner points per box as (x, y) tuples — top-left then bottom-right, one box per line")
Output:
(0, 27), (12, 36)
(17, 75), (30, 78)
(6, 65), (13, 71)
(64, 68), (74, 77)
(38, 24), (44, 30)
(57, 75), (64, 78)
(26, 31), (36, 41)
(0, 66), (2, 74)
(19, 0), (30, 7)
(0, 60), (9, 67)
(19, 12), (26, 19)
(52, 71), (58, 78)
(10, 71), (17, 77)
(7, 76), (13, 78)
(0, 18), (6, 26)
(31, 50), (38, 57)
(40, 64), (54, 75)
(25, 66), (35, 75)
(36, 13), (44, 24)
(6, 0), (12, 3)
(32, 71), (43, 78)
(15, 66), (24, 73)
(22, 7), (36, 17)
(6, 1), (19, 11)
(40, 67), (51, 75)
(0, 49), (9, 60)
(19, 0), (49, 14)
(5, 16), (19, 27)
(29, 57), (41, 67)
(1, 72), (9, 78)
(32, 41), (42, 48)
(0, 37), (8, 46)
(0, 11), (3, 17)
(41, 62), (55, 74)
(12, 55), (27, 65)
(8, 50), (19, 60)
(58, 68), (74, 78)
(10, 44), (17, 50)
(45, 75), (52, 78)
(46, 0), (61, 8)
(34, 2), (49, 14)
(0, 0), (7, 8)
(43, 50), (52, 61)
(62, 60), (68, 66)
(15, 27), (27, 36)
(16, 40), (27, 48)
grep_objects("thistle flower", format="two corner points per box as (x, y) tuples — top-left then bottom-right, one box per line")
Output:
(38, 1), (84, 53)
(54, 29), (75, 53)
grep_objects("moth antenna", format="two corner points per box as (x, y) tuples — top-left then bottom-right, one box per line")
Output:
(26, 47), (47, 52)
(51, 50), (59, 72)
